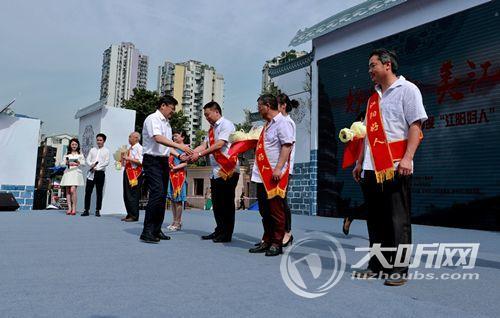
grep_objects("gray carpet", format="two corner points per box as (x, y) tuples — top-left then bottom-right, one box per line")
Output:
(0, 210), (498, 318)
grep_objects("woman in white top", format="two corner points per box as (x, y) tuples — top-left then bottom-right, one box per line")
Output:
(60, 138), (85, 215)
(277, 93), (299, 247)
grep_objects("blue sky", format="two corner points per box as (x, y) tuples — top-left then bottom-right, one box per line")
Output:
(0, 0), (364, 135)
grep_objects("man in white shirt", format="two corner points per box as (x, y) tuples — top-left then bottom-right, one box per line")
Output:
(82, 133), (110, 217)
(140, 95), (193, 243)
(121, 132), (143, 222)
(352, 49), (427, 286)
(249, 94), (294, 257)
(189, 102), (240, 243)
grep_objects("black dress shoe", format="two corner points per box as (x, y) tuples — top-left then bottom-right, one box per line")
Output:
(201, 232), (218, 240)
(283, 235), (294, 247)
(342, 217), (353, 236)
(95, 210), (101, 217)
(249, 243), (270, 253)
(254, 241), (263, 246)
(81, 211), (89, 216)
(265, 245), (282, 256)
(157, 231), (171, 240)
(124, 217), (138, 222)
(212, 236), (231, 243)
(140, 233), (160, 244)
(384, 276), (407, 286)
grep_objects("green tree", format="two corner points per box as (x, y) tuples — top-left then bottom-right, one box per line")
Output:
(170, 110), (190, 133)
(192, 129), (207, 148)
(235, 109), (253, 132)
(261, 81), (281, 96)
(122, 88), (159, 134)
(122, 88), (190, 135)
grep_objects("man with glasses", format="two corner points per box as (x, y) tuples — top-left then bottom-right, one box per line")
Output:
(249, 94), (294, 256)
(352, 49), (427, 285)
(140, 96), (193, 243)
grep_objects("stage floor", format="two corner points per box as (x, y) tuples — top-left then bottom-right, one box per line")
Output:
(0, 210), (498, 317)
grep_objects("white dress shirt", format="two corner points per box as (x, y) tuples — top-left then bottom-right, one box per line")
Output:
(142, 110), (172, 156)
(204, 116), (240, 179)
(251, 112), (295, 183)
(86, 147), (110, 171)
(127, 143), (143, 169)
(284, 114), (296, 175)
(362, 75), (428, 173)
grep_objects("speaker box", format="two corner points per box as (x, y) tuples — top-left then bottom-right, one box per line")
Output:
(0, 193), (19, 211)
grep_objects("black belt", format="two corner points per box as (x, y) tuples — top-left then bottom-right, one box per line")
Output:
(143, 153), (168, 161)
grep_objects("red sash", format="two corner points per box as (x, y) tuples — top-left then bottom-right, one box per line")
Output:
(366, 93), (396, 183)
(125, 149), (142, 187)
(342, 138), (408, 169)
(168, 155), (186, 199)
(209, 127), (238, 180)
(365, 92), (424, 183)
(255, 124), (290, 199)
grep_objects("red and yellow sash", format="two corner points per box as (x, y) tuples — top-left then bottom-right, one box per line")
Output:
(255, 124), (290, 199)
(125, 149), (142, 187)
(209, 127), (238, 180)
(366, 92), (423, 183)
(168, 155), (186, 199)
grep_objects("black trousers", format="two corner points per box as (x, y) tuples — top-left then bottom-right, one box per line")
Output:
(84, 171), (105, 212)
(211, 173), (239, 239)
(123, 170), (143, 219)
(361, 170), (412, 275)
(142, 154), (169, 236)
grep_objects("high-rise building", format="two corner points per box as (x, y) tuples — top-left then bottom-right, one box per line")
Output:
(157, 60), (224, 140)
(100, 42), (148, 107)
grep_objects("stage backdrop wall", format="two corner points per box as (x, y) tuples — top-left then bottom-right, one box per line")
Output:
(316, 1), (499, 229)
(269, 60), (316, 215)
(0, 114), (41, 210)
(76, 105), (136, 215)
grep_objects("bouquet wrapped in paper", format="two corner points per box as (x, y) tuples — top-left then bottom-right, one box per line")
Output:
(339, 121), (366, 169)
(113, 145), (129, 170)
(228, 126), (263, 156)
(338, 121), (366, 143)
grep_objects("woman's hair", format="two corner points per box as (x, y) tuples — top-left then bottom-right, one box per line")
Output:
(67, 138), (81, 154)
(277, 93), (300, 113)
(173, 129), (190, 145)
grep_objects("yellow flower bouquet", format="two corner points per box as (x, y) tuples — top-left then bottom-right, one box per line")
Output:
(113, 145), (128, 170)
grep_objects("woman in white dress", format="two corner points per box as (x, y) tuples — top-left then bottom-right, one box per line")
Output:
(60, 138), (85, 215)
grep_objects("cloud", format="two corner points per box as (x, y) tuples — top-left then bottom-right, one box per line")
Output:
(0, 0), (365, 135)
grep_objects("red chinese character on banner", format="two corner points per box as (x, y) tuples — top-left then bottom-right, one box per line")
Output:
(345, 88), (364, 114)
(466, 60), (477, 93)
(354, 90), (365, 113)
(437, 61), (464, 104)
(345, 88), (355, 113)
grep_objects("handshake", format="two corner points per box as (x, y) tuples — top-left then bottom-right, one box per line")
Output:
(176, 145), (203, 163)
(179, 152), (203, 163)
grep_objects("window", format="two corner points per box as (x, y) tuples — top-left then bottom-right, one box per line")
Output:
(194, 178), (204, 196)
